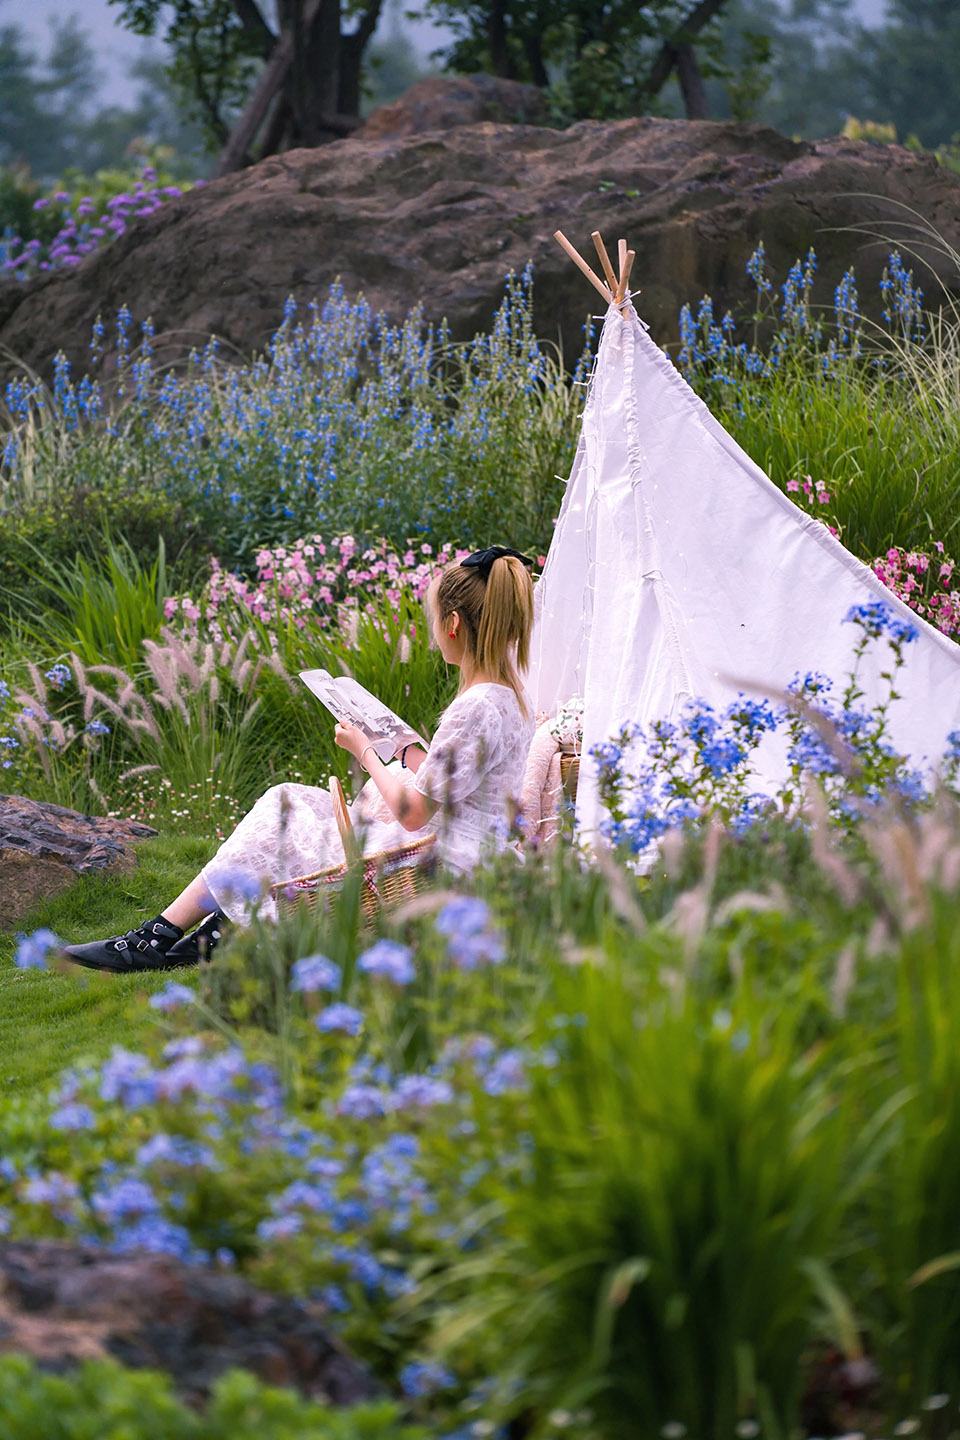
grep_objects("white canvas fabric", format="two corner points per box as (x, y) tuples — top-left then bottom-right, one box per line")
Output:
(528, 300), (960, 843)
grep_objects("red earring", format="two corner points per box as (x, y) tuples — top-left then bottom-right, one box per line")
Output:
(449, 630), (456, 638)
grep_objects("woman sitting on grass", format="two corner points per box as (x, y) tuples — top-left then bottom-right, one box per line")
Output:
(63, 547), (536, 973)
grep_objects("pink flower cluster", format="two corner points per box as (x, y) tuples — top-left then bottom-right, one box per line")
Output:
(785, 474), (833, 505)
(164, 535), (475, 639)
(872, 542), (960, 641)
(784, 474), (840, 538)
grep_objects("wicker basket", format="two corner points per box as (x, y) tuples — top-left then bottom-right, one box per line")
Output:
(560, 752), (580, 797)
(272, 831), (437, 925)
(271, 775), (437, 925)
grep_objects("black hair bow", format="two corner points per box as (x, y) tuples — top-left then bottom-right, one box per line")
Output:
(460, 545), (534, 581)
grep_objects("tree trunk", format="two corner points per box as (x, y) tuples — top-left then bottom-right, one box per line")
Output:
(338, 0), (386, 116)
(675, 42), (710, 118)
(215, 0), (375, 174)
(487, 0), (513, 78)
(522, 31), (549, 89)
(297, 0), (342, 144)
(644, 0), (730, 99)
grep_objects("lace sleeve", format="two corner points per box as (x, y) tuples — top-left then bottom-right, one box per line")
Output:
(415, 692), (504, 806)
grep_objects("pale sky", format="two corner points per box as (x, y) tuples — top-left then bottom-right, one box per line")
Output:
(12, 0), (890, 110)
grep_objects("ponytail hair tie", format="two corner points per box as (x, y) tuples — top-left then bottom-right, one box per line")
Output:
(460, 545), (534, 582)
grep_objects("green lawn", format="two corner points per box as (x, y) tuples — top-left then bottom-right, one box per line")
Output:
(0, 833), (209, 1099)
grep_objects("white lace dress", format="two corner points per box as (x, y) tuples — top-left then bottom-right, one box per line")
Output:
(203, 683), (534, 923)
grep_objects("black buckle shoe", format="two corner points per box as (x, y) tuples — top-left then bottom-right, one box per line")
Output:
(166, 912), (228, 966)
(62, 920), (183, 974)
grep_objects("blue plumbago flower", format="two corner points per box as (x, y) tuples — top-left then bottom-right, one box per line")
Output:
(85, 718), (110, 737)
(23, 1173), (79, 1217)
(786, 728), (842, 777)
(290, 953), (341, 993)
(700, 736), (747, 777)
(44, 662), (71, 690)
(0, 679), (9, 705)
(400, 1361), (457, 1399)
(136, 1134), (214, 1169)
(99, 1048), (158, 1106)
(110, 1215), (201, 1261)
(724, 696), (778, 741)
(259, 1214), (304, 1242)
(337, 1083), (390, 1119)
(0, 1158), (17, 1183)
(789, 670), (833, 698)
(148, 981), (196, 1012)
(684, 706), (718, 745)
(448, 930), (506, 969)
(14, 927), (62, 969)
(206, 865), (261, 902)
(357, 939), (415, 985)
(481, 1049), (527, 1096)
(844, 598), (919, 644)
(162, 1036), (205, 1060)
(435, 896), (506, 969)
(320, 1283), (349, 1313)
(49, 1102), (95, 1132)
(315, 1003), (364, 1037)
(435, 896), (490, 936)
(92, 1176), (159, 1224)
(389, 1074), (454, 1112)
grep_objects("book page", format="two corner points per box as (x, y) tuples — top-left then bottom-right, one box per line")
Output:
(299, 669), (426, 763)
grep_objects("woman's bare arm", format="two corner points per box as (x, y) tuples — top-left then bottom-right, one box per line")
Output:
(334, 723), (436, 831)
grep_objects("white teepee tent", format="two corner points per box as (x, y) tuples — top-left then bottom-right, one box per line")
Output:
(529, 280), (960, 843)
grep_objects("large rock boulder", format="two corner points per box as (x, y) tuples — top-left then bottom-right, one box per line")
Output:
(360, 73), (549, 137)
(0, 795), (156, 927)
(1, 118), (958, 378)
(0, 1240), (376, 1406)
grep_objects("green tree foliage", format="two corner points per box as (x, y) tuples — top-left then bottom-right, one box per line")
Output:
(0, 11), (98, 176)
(0, 4), (207, 180)
(107, 0), (389, 167)
(108, 0), (266, 147)
(422, 0), (735, 121)
(858, 0), (960, 149)
(704, 0), (960, 148)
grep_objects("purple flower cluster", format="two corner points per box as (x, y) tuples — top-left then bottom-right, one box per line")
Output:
(1, 169), (195, 280)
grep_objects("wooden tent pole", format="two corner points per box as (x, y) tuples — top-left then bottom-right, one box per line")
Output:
(618, 238), (628, 281)
(614, 249), (636, 305)
(591, 231), (619, 297)
(553, 230), (613, 304)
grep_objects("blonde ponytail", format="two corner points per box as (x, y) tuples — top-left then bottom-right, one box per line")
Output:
(434, 552), (535, 716)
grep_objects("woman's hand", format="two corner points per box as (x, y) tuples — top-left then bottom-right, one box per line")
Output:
(334, 721), (369, 761)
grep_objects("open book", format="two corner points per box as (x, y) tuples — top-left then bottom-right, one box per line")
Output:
(299, 669), (427, 764)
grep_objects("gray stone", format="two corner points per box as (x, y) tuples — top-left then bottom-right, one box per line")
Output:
(0, 794), (156, 927)
(0, 1240), (377, 1407)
